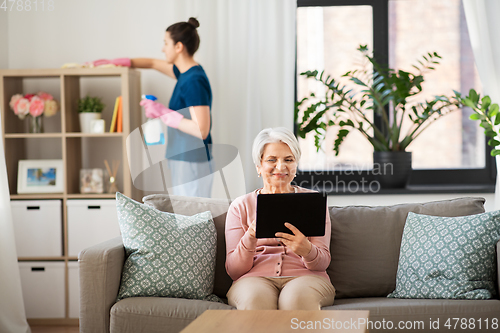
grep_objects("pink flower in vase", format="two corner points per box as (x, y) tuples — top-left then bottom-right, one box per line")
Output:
(29, 96), (45, 117)
(14, 98), (30, 119)
(44, 99), (59, 117)
(24, 93), (35, 101)
(37, 91), (54, 101)
(9, 94), (23, 111)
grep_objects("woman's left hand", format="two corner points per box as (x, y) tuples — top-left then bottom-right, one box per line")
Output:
(275, 222), (312, 257)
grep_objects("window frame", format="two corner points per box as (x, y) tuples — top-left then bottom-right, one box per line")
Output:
(294, 0), (497, 194)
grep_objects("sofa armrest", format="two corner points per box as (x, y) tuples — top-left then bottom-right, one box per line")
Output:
(79, 236), (125, 333)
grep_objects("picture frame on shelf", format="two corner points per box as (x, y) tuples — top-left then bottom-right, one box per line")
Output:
(80, 168), (104, 194)
(17, 159), (64, 194)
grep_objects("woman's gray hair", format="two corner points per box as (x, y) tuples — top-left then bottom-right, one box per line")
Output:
(252, 127), (301, 166)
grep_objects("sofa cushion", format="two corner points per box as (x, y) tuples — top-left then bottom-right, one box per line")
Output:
(115, 193), (218, 301)
(142, 194), (233, 298)
(388, 211), (500, 299)
(110, 297), (234, 333)
(327, 197), (486, 299)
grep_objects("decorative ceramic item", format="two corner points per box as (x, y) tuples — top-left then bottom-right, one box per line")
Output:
(80, 168), (104, 194)
(90, 119), (106, 134)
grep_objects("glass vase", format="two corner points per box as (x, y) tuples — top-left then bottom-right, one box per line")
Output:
(29, 116), (44, 133)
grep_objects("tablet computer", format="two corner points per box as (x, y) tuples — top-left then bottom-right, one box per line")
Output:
(256, 192), (327, 238)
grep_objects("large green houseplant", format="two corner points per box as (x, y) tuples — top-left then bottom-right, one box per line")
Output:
(295, 45), (497, 187)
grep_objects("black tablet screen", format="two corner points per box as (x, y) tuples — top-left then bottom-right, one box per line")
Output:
(256, 192), (326, 238)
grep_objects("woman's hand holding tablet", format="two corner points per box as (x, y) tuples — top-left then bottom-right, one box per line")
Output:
(275, 222), (312, 257)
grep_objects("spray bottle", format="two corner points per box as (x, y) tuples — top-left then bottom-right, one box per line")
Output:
(142, 94), (165, 146)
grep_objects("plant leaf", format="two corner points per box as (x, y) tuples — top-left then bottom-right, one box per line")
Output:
(481, 96), (492, 111)
(351, 77), (368, 87)
(485, 129), (496, 137)
(469, 113), (481, 120)
(333, 129), (350, 156)
(488, 103), (499, 117)
(488, 139), (500, 147)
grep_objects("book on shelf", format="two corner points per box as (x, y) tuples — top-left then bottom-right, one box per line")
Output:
(109, 96), (120, 133)
(116, 96), (123, 133)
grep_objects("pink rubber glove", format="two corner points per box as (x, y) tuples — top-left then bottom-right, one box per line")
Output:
(140, 99), (173, 119)
(92, 58), (131, 67)
(160, 111), (184, 128)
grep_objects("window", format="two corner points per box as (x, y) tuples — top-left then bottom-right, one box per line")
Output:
(297, 5), (374, 171)
(295, 0), (496, 192)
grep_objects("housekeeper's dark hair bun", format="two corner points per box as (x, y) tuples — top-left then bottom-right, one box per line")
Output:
(187, 17), (200, 28)
(166, 17), (200, 56)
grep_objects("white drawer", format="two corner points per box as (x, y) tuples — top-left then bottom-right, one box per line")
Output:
(68, 261), (79, 319)
(67, 199), (120, 257)
(18, 261), (65, 318)
(11, 200), (62, 257)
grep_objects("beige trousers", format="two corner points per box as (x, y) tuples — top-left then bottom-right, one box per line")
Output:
(226, 275), (336, 310)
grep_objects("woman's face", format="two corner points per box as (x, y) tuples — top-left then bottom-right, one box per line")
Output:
(257, 142), (297, 190)
(162, 32), (178, 64)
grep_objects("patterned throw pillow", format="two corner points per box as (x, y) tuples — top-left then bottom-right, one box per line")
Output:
(115, 193), (219, 302)
(388, 210), (500, 299)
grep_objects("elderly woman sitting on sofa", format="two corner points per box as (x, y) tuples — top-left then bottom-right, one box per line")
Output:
(225, 127), (336, 310)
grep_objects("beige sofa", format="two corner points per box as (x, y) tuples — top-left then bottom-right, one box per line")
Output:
(79, 195), (500, 333)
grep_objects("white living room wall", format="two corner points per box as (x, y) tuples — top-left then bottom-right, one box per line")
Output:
(2, 0), (297, 200)
(0, 10), (7, 69)
(1, 0), (496, 210)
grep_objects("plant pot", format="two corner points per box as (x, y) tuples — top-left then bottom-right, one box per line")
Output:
(79, 113), (101, 133)
(373, 151), (412, 188)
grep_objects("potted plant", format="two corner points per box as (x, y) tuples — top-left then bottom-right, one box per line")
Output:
(295, 45), (492, 188)
(78, 95), (105, 133)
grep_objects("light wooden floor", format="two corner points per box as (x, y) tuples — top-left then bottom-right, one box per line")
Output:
(30, 326), (79, 333)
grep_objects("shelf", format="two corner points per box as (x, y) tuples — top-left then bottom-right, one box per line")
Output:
(10, 194), (64, 200)
(10, 193), (118, 199)
(65, 132), (124, 138)
(18, 257), (66, 261)
(1, 67), (142, 322)
(66, 193), (117, 199)
(4, 133), (124, 138)
(4, 133), (63, 139)
(1, 67), (133, 77)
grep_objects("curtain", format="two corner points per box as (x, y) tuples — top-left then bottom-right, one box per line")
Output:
(463, 0), (500, 210)
(169, 0), (297, 193)
(0, 115), (31, 332)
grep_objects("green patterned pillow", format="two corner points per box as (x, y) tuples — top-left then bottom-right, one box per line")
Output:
(115, 192), (219, 301)
(388, 211), (500, 299)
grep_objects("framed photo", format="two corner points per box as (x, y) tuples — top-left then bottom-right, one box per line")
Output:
(80, 168), (104, 194)
(17, 159), (64, 194)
